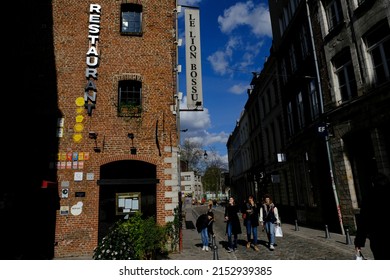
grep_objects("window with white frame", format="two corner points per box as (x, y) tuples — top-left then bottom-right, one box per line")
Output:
(333, 50), (357, 102)
(326, 0), (343, 32)
(365, 22), (390, 86)
(121, 3), (142, 35)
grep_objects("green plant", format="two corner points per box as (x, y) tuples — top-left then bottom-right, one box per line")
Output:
(93, 212), (169, 260)
(118, 102), (142, 116)
(164, 206), (181, 252)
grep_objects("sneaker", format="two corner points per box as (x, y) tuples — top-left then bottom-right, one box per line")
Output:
(227, 248), (233, 253)
(270, 244), (275, 250)
(254, 245), (259, 251)
(246, 242), (251, 249)
(202, 246), (205, 251)
(234, 247), (238, 252)
(205, 247), (209, 252)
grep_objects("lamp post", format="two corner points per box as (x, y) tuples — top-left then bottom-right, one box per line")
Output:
(306, 0), (344, 235)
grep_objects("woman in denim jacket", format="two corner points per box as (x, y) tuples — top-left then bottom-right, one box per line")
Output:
(243, 195), (260, 251)
(259, 194), (280, 251)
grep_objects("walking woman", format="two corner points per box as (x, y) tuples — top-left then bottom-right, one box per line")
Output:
(259, 194), (280, 251)
(224, 196), (242, 252)
(243, 194), (260, 251)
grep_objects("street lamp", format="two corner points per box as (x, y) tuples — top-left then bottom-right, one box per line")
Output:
(306, 0), (344, 235)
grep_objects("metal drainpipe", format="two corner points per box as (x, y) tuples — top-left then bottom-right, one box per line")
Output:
(305, 0), (345, 235)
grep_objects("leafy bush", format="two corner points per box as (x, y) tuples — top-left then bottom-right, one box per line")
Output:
(93, 212), (169, 260)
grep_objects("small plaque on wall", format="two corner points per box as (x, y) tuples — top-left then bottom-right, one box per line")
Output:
(60, 206), (69, 215)
(86, 173), (94, 180)
(75, 192), (86, 197)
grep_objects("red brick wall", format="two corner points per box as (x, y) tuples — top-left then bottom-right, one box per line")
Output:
(52, 0), (177, 258)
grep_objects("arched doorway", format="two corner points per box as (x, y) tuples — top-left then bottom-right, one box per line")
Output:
(97, 160), (159, 241)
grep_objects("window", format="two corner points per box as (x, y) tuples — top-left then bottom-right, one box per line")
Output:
(118, 80), (142, 116)
(326, 0), (343, 32)
(333, 50), (357, 102)
(365, 22), (390, 85)
(289, 44), (297, 72)
(300, 25), (310, 59)
(287, 102), (294, 136)
(296, 92), (305, 128)
(281, 59), (288, 84)
(308, 80), (320, 120)
(121, 3), (142, 35)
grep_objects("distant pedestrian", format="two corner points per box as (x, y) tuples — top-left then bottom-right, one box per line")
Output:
(354, 172), (390, 260)
(259, 194), (280, 251)
(224, 196), (242, 253)
(196, 212), (214, 252)
(207, 202), (215, 247)
(243, 194), (260, 251)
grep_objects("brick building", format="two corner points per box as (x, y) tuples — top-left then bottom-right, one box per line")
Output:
(2, 0), (180, 259)
(52, 0), (179, 259)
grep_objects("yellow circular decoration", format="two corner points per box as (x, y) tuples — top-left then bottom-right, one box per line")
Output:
(75, 97), (85, 107)
(76, 107), (84, 114)
(73, 134), (83, 142)
(74, 123), (84, 132)
(75, 115), (84, 123)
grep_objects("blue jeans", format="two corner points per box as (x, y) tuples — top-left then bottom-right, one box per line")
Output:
(200, 228), (208, 247)
(245, 220), (258, 245)
(227, 222), (238, 249)
(264, 222), (276, 246)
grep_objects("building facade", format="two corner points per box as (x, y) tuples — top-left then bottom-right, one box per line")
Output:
(227, 0), (390, 234)
(2, 0), (181, 259)
(51, 0), (180, 258)
(181, 171), (203, 200)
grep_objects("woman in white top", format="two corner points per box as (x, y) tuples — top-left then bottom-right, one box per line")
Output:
(259, 194), (280, 251)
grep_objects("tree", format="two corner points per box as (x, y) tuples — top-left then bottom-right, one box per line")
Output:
(201, 147), (228, 194)
(180, 139), (205, 173)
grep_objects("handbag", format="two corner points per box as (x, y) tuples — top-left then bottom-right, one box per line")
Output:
(242, 213), (247, 219)
(355, 250), (366, 260)
(275, 225), (283, 237)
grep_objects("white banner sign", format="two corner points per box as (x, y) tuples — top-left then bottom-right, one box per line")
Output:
(184, 8), (203, 110)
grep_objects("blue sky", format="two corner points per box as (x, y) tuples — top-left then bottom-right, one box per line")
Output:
(177, 0), (272, 165)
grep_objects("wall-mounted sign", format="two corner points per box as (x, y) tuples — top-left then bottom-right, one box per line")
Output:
(60, 206), (69, 215)
(71, 201), (83, 216)
(75, 192), (86, 197)
(74, 172), (83, 181)
(84, 4), (101, 116)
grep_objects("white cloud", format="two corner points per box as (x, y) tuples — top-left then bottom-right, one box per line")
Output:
(217, 1), (271, 37)
(207, 51), (230, 75)
(208, 2), (271, 77)
(229, 83), (248, 95)
(180, 96), (211, 130)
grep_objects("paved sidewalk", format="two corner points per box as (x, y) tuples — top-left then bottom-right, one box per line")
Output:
(168, 203), (374, 260)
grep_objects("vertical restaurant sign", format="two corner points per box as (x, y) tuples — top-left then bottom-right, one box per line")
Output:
(184, 8), (203, 110)
(85, 4), (101, 116)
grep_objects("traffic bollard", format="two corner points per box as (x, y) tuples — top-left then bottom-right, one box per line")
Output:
(325, 225), (330, 239)
(345, 228), (352, 245)
(212, 235), (219, 260)
(295, 219), (299, 231)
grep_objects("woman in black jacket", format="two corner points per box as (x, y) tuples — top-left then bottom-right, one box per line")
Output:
(196, 212), (214, 252)
(224, 196), (242, 252)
